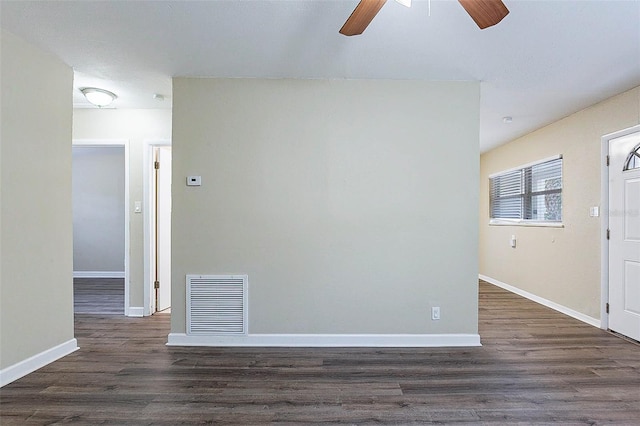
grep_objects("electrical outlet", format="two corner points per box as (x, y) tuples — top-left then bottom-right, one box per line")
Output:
(431, 306), (440, 321)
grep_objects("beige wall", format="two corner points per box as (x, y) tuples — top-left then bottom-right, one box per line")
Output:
(172, 78), (480, 335)
(480, 87), (640, 320)
(0, 31), (74, 369)
(72, 109), (172, 309)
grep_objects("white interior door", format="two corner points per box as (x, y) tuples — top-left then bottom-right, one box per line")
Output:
(156, 146), (172, 312)
(608, 131), (640, 341)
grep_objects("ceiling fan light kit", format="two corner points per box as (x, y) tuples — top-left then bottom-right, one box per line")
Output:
(340, 0), (509, 36)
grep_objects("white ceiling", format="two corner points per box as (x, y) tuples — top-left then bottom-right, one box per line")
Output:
(1, 0), (639, 152)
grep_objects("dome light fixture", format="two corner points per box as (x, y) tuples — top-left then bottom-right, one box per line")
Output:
(80, 87), (117, 107)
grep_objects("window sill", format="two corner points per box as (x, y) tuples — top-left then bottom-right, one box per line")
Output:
(489, 219), (564, 228)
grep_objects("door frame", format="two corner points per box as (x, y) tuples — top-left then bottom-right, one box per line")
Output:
(143, 139), (172, 316)
(600, 124), (640, 331)
(72, 139), (131, 315)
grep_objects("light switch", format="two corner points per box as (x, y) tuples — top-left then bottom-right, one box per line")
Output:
(589, 206), (599, 217)
(186, 176), (201, 186)
(134, 201), (142, 213)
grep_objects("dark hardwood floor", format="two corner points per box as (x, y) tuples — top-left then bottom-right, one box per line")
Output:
(73, 278), (124, 315)
(1, 281), (639, 424)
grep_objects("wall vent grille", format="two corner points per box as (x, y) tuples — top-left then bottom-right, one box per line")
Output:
(186, 275), (247, 335)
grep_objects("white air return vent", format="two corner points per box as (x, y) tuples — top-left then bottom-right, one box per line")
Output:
(186, 275), (248, 335)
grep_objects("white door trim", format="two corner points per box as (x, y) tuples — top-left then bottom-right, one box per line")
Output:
(143, 139), (172, 316)
(72, 139), (131, 315)
(600, 124), (640, 331)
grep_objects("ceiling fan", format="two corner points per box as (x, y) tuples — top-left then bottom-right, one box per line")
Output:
(339, 0), (509, 36)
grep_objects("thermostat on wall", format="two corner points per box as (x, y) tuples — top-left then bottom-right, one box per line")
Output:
(186, 176), (201, 186)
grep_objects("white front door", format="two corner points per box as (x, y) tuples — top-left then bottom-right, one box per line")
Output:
(608, 131), (640, 341)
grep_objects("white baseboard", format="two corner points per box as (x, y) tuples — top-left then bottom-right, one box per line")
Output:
(479, 274), (601, 328)
(0, 338), (79, 387)
(127, 307), (144, 317)
(73, 271), (125, 279)
(167, 333), (481, 347)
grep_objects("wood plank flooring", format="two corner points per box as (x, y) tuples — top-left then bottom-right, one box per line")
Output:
(1, 281), (639, 424)
(73, 278), (124, 315)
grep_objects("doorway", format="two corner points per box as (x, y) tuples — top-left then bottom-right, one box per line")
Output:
(72, 139), (130, 315)
(602, 126), (640, 342)
(144, 141), (172, 315)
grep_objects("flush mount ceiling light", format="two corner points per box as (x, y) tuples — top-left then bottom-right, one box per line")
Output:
(80, 87), (117, 107)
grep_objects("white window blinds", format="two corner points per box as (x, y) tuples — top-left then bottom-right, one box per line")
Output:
(490, 156), (563, 223)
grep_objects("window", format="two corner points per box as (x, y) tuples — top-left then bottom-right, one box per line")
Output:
(489, 155), (563, 225)
(623, 143), (640, 171)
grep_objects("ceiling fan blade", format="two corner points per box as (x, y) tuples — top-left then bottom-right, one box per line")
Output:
(340, 0), (388, 36)
(458, 0), (509, 29)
